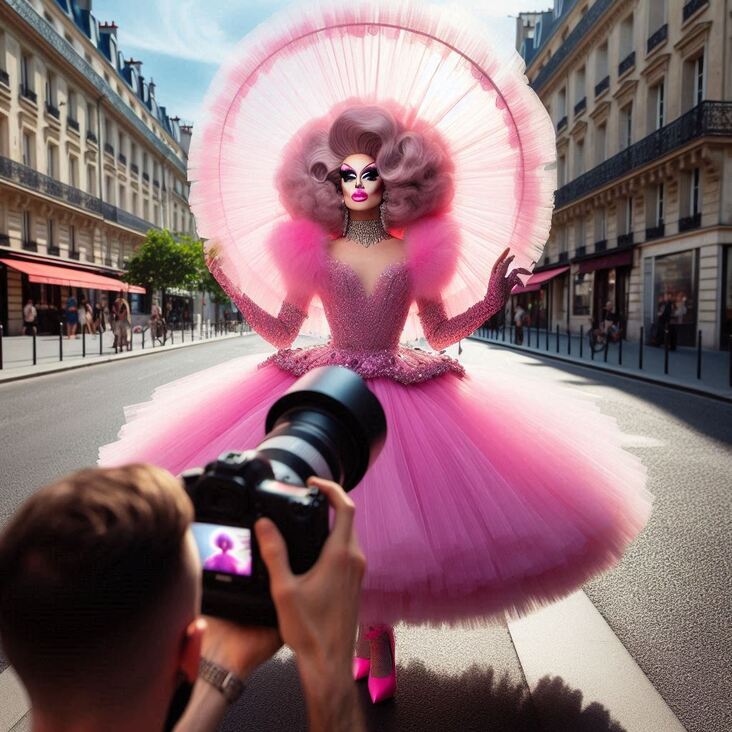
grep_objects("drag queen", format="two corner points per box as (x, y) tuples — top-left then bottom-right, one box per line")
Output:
(100, 0), (653, 705)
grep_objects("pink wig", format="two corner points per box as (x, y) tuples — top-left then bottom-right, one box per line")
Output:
(276, 102), (455, 232)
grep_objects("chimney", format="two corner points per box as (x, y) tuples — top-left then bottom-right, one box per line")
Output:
(99, 21), (118, 37)
(179, 124), (193, 156)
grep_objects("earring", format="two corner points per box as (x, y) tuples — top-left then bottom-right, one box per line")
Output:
(342, 202), (350, 237)
(379, 190), (388, 230)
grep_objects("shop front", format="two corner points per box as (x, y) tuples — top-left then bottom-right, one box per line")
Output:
(0, 256), (145, 335)
(575, 249), (633, 335)
(720, 245), (731, 350)
(643, 248), (698, 348)
(511, 265), (569, 331)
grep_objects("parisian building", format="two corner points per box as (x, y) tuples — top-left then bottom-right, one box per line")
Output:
(515, 0), (732, 350)
(0, 0), (196, 335)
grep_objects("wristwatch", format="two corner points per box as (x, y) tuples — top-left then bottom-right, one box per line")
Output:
(198, 657), (246, 704)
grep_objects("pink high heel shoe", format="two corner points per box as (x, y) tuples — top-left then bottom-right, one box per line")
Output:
(366, 625), (396, 704)
(353, 623), (370, 681)
(352, 656), (370, 681)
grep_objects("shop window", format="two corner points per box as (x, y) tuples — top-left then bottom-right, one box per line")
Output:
(652, 249), (698, 346)
(573, 273), (591, 315)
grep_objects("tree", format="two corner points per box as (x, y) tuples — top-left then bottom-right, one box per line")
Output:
(177, 235), (228, 304)
(123, 229), (198, 305)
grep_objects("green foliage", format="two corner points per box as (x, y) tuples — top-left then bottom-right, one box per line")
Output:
(124, 230), (229, 304)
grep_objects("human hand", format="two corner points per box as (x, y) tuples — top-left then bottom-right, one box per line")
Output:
(486, 247), (531, 315)
(200, 615), (282, 678)
(255, 477), (366, 679)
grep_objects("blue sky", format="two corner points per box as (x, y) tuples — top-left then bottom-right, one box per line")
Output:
(93, 0), (549, 126)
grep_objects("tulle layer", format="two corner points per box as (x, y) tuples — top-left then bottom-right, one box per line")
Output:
(188, 0), (556, 340)
(99, 357), (652, 626)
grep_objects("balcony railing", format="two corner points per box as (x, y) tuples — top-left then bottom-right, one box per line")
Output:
(47, 244), (60, 256)
(0, 155), (155, 235)
(557, 115), (568, 132)
(130, 163), (139, 175)
(558, 251), (569, 263)
(142, 172), (150, 183)
(20, 85), (37, 104)
(0, 233), (10, 246)
(45, 102), (60, 119)
(647, 24), (668, 54)
(594, 75), (610, 98)
(576, 245), (586, 257)
(618, 232), (634, 247)
(67, 116), (80, 132)
(678, 212), (701, 231)
(69, 249), (80, 260)
(0, 69), (9, 87)
(646, 223), (665, 240)
(594, 239), (607, 252)
(530, 0), (614, 93)
(153, 178), (160, 188)
(104, 256), (113, 267)
(22, 240), (38, 252)
(86, 130), (97, 145)
(574, 97), (587, 116)
(118, 153), (127, 166)
(618, 51), (636, 77)
(554, 101), (732, 209)
(683, 0), (709, 23)
(104, 142), (114, 156)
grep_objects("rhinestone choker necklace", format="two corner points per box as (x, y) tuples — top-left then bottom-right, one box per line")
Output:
(345, 218), (390, 248)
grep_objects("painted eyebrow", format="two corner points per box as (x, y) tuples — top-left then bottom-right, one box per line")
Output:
(340, 164), (356, 172)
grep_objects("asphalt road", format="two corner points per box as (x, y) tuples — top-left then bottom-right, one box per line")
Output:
(0, 336), (730, 732)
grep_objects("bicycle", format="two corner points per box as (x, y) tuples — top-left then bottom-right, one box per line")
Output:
(588, 320), (622, 353)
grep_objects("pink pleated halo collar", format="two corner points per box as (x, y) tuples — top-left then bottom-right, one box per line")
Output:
(188, 0), (556, 339)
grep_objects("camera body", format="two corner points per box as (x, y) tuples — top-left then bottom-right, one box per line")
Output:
(182, 367), (386, 627)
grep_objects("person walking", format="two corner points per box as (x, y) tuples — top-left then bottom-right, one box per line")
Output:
(65, 294), (78, 339)
(23, 299), (37, 336)
(113, 291), (131, 351)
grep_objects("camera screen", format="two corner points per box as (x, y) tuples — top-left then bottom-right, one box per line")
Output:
(193, 522), (253, 577)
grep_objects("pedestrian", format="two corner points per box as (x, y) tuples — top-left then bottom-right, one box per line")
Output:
(65, 293), (78, 339)
(93, 300), (105, 335)
(149, 298), (164, 343)
(22, 299), (37, 336)
(78, 297), (94, 336)
(656, 293), (676, 350)
(514, 303), (526, 345)
(113, 291), (131, 351)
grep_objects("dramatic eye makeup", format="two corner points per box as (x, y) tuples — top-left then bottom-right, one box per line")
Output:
(339, 165), (357, 183)
(361, 164), (380, 181)
(339, 163), (379, 183)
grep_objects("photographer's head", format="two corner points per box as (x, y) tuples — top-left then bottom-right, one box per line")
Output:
(0, 465), (204, 730)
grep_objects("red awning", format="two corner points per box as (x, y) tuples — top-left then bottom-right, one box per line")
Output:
(577, 249), (633, 274)
(512, 266), (569, 295)
(1, 259), (146, 293)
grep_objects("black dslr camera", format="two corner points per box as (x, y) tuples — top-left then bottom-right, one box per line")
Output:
(182, 366), (386, 626)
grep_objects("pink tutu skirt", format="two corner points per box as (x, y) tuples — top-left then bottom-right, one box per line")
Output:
(99, 354), (652, 626)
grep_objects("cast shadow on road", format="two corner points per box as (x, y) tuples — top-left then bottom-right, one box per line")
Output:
(222, 656), (626, 732)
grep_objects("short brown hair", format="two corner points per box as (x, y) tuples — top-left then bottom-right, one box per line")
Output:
(0, 464), (194, 700)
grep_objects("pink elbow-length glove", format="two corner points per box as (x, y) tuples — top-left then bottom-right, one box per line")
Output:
(418, 249), (530, 351)
(208, 257), (307, 349)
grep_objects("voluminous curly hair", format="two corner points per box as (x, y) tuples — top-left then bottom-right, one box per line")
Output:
(276, 102), (455, 232)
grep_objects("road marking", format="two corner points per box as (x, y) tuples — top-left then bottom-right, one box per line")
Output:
(507, 590), (686, 732)
(0, 667), (29, 732)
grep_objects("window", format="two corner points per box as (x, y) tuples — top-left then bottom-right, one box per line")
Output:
(118, 183), (126, 210)
(86, 102), (96, 134)
(648, 0), (666, 34)
(574, 216), (585, 251)
(87, 163), (96, 196)
(573, 273), (591, 315)
(68, 155), (78, 187)
(22, 131), (34, 167)
(67, 89), (77, 122)
(574, 138), (585, 177)
(691, 168), (700, 216)
(45, 71), (56, 106)
(69, 224), (77, 253)
(594, 207), (606, 243)
(595, 122), (607, 165)
(619, 14), (634, 60)
(656, 80), (664, 128)
(620, 103), (633, 149)
(47, 219), (56, 251)
(22, 211), (32, 244)
(574, 66), (586, 107)
(625, 197), (633, 233)
(595, 41), (609, 85)
(143, 199), (149, 222)
(558, 153), (567, 186)
(105, 175), (114, 204)
(656, 184), (664, 226)
(132, 191), (138, 215)
(694, 51), (705, 106)
(557, 87), (566, 119)
(46, 143), (58, 177)
(21, 52), (33, 92)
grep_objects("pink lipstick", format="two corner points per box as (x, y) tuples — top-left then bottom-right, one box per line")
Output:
(351, 190), (368, 202)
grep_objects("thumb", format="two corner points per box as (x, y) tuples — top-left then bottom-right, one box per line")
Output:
(255, 518), (293, 587)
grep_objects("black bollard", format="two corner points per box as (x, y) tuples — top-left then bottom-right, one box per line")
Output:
(82, 327), (86, 358)
(59, 322), (63, 362)
(192, 321), (195, 341)
(527, 324), (531, 348)
(663, 329), (669, 375)
(128, 329), (132, 352)
(567, 327), (571, 356)
(639, 326), (644, 369)
(142, 329), (145, 350)
(579, 325), (584, 358)
(545, 324), (549, 351)
(535, 320), (539, 349)
(603, 335), (609, 363)
(697, 330), (702, 380)
(100, 327), (104, 355)
(171, 328), (175, 345)
(729, 336), (732, 387)
(182, 325), (185, 343)
(33, 330), (37, 365)
(0, 325), (3, 370)
(556, 324), (560, 353)
(618, 334), (623, 366)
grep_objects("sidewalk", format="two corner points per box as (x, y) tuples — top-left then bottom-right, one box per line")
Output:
(0, 325), (250, 383)
(470, 326), (732, 401)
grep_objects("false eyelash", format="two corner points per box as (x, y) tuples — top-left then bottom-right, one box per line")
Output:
(340, 170), (357, 181)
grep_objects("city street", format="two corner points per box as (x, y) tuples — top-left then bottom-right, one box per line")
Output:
(0, 336), (730, 732)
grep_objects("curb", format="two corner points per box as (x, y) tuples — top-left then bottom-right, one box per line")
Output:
(470, 336), (732, 405)
(0, 333), (253, 385)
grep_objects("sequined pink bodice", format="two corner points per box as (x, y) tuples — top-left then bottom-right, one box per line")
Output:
(265, 259), (464, 384)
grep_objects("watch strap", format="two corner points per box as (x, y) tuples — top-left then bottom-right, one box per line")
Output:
(198, 657), (246, 704)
